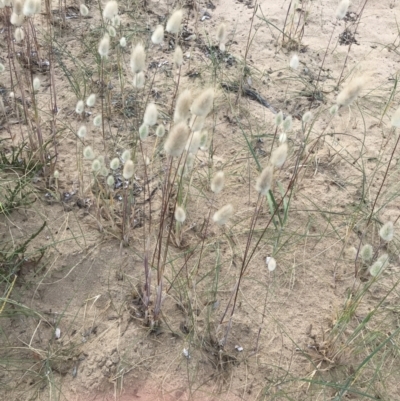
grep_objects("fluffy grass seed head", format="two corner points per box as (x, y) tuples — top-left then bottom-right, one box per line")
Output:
(360, 244), (373, 262)
(379, 221), (394, 242)
(191, 88), (214, 117)
(83, 146), (95, 159)
(110, 157), (120, 170)
(283, 115), (293, 132)
(133, 71), (145, 88)
(119, 37), (126, 47)
(164, 122), (190, 157)
(112, 14), (120, 26)
(23, 0), (36, 16)
(175, 206), (186, 223)
(121, 149), (131, 162)
(130, 43), (146, 74)
(166, 9), (183, 34)
(123, 159), (134, 179)
(336, 76), (365, 107)
(213, 204), (234, 226)
(77, 125), (87, 138)
(139, 123), (149, 140)
(370, 254), (389, 277)
(174, 89), (192, 123)
(302, 111), (312, 123)
(156, 124), (165, 137)
(173, 45), (183, 68)
(100, 167), (109, 177)
(143, 102), (158, 126)
(92, 159), (101, 172)
(199, 130), (208, 150)
(107, 175), (115, 187)
(108, 25), (116, 37)
(151, 25), (164, 45)
(98, 33), (110, 58)
(289, 54), (299, 70)
(75, 100), (84, 114)
(103, 0), (118, 21)
(256, 165), (274, 195)
(33, 77), (40, 91)
(53, 170), (59, 179)
(86, 93), (96, 107)
(270, 143), (288, 168)
(185, 131), (202, 154)
(391, 105), (400, 127)
(211, 171), (225, 194)
(336, 0), (349, 20)
(330, 104), (339, 116)
(15, 27), (24, 42)
(11, 12), (24, 26)
(275, 110), (283, 126)
(93, 114), (102, 127)
(266, 256), (276, 272)
(279, 133), (287, 143)
(0, 64), (4, 73)
(216, 23), (227, 51)
(80, 4), (89, 16)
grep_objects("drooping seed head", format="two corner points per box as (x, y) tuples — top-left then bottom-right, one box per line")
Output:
(110, 157), (120, 170)
(283, 115), (292, 132)
(151, 25), (164, 45)
(93, 114), (102, 126)
(185, 131), (202, 154)
(119, 37), (127, 47)
(266, 257), (276, 272)
(360, 244), (373, 262)
(121, 149), (131, 162)
(83, 146), (95, 159)
(156, 124), (165, 137)
(275, 111), (283, 126)
(80, 4), (89, 16)
(133, 71), (145, 88)
(143, 103), (158, 126)
(175, 206), (186, 223)
(164, 122), (190, 157)
(33, 77), (40, 91)
(270, 143), (288, 168)
(23, 0), (36, 16)
(166, 9), (183, 34)
(336, 0), (349, 20)
(139, 123), (149, 140)
(14, 27), (25, 43)
(130, 43), (146, 74)
(336, 76), (365, 107)
(107, 175), (115, 187)
(216, 23), (227, 45)
(98, 33), (110, 58)
(173, 46), (183, 68)
(174, 89), (192, 123)
(211, 171), (225, 194)
(86, 93), (96, 107)
(123, 159), (134, 179)
(379, 221), (394, 242)
(77, 125), (87, 138)
(289, 54), (299, 70)
(255, 165), (274, 195)
(213, 204), (234, 225)
(191, 88), (214, 117)
(103, 0), (118, 21)
(302, 111), (312, 123)
(75, 100), (84, 114)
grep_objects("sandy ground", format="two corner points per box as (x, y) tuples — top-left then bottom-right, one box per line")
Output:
(1, 0), (400, 400)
